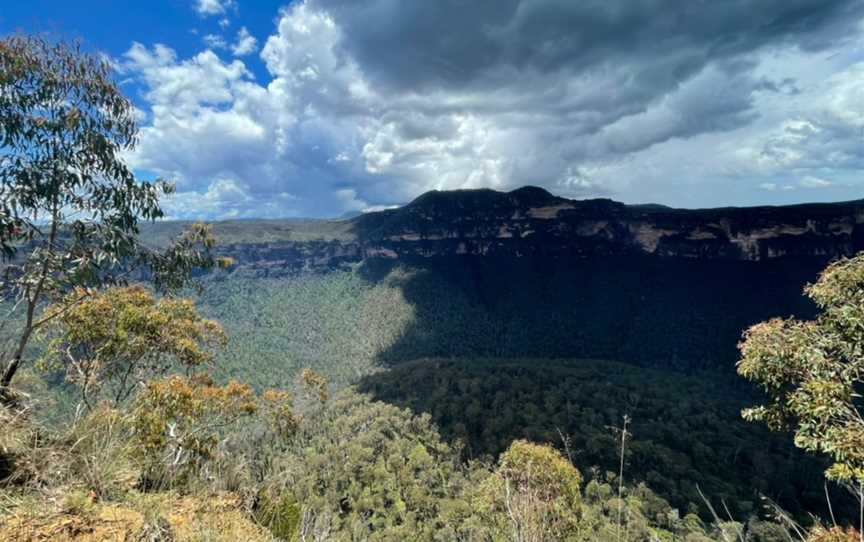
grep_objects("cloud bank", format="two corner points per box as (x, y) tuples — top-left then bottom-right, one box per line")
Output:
(126, 0), (864, 218)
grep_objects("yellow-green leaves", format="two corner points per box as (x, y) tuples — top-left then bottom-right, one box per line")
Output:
(260, 389), (300, 443)
(39, 285), (227, 408)
(737, 254), (864, 484)
(496, 440), (582, 510)
(132, 375), (257, 485)
(476, 440), (582, 541)
(806, 526), (862, 542)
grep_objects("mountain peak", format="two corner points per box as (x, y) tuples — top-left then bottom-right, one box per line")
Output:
(506, 186), (558, 205)
(402, 186), (614, 216)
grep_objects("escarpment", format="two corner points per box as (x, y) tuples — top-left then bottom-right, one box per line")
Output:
(202, 187), (864, 274)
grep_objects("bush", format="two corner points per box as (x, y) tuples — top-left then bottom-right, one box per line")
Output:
(131, 375), (257, 489)
(475, 440), (582, 541)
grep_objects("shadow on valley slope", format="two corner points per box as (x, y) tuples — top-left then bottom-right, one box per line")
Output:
(356, 254), (824, 371)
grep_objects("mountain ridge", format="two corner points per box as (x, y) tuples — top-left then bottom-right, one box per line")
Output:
(162, 187), (864, 274)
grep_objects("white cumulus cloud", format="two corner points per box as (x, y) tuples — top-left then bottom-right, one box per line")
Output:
(202, 34), (227, 50)
(231, 27), (258, 56)
(195, 0), (235, 16)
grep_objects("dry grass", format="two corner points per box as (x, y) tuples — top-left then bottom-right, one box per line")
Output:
(0, 492), (275, 542)
(1, 403), (275, 542)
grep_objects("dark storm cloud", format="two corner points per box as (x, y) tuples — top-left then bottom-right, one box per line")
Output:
(312, 0), (864, 92)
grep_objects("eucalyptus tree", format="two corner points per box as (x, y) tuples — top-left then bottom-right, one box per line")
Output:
(738, 254), (864, 538)
(0, 35), (224, 400)
(38, 285), (228, 409)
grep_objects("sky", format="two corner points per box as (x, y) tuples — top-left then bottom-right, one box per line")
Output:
(2, 0), (864, 219)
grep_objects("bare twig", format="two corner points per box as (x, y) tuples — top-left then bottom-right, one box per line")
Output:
(615, 414), (630, 542)
(825, 481), (838, 529)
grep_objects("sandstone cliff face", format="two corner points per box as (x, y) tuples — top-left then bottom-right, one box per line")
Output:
(215, 187), (864, 272)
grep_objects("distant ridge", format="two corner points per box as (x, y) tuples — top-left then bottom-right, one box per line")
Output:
(139, 186), (864, 269)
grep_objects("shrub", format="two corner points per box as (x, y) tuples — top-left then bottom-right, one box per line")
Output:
(476, 440), (583, 542)
(806, 526), (862, 542)
(132, 375), (257, 489)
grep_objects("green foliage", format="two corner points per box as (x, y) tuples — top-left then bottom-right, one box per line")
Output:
(495, 440), (582, 508)
(259, 389), (301, 444)
(0, 35), (153, 261)
(253, 488), (301, 540)
(0, 382), (818, 542)
(745, 518), (789, 542)
(738, 254), (864, 484)
(268, 391), (467, 541)
(474, 440), (583, 541)
(358, 358), (848, 521)
(193, 271), (414, 387)
(39, 285), (227, 408)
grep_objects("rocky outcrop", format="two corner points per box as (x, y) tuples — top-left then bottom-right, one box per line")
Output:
(214, 187), (864, 273)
